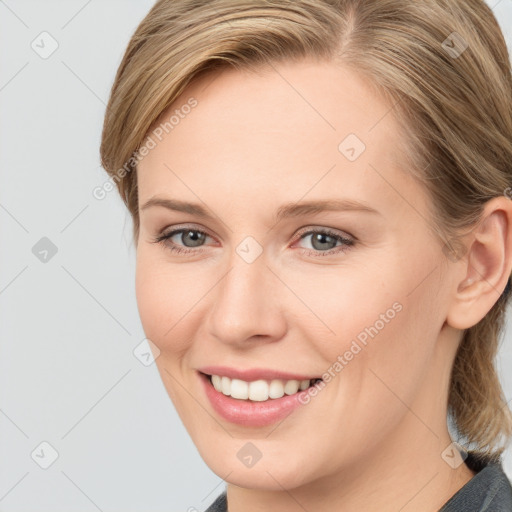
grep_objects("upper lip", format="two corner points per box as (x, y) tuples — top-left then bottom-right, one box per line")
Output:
(198, 365), (322, 382)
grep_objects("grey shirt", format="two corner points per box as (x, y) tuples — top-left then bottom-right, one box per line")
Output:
(205, 451), (512, 511)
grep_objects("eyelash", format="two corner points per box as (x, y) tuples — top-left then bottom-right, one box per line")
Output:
(151, 225), (355, 257)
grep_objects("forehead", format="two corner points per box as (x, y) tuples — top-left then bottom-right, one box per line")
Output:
(137, 59), (427, 223)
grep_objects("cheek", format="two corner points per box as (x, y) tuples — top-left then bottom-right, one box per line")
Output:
(135, 250), (195, 355)
(302, 260), (441, 405)
(277, 263), (405, 360)
(135, 252), (203, 413)
(294, 287), (442, 476)
(344, 273), (444, 412)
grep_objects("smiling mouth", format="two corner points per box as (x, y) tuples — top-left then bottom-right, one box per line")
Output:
(201, 372), (323, 402)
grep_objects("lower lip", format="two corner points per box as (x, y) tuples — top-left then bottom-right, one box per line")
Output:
(198, 372), (310, 427)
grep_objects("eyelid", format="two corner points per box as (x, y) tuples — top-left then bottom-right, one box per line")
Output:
(293, 225), (354, 241)
(156, 223), (216, 240)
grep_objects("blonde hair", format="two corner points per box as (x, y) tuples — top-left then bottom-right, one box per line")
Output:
(100, 0), (512, 459)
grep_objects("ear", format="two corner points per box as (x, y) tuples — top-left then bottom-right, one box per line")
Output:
(446, 195), (512, 330)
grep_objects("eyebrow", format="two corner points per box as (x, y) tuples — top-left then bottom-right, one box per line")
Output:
(140, 196), (380, 223)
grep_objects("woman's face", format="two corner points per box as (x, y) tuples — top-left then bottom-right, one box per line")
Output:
(135, 60), (457, 490)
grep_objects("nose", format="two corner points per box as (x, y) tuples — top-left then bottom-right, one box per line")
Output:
(206, 247), (287, 347)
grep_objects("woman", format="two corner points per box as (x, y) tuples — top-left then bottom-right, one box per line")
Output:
(100, 0), (512, 510)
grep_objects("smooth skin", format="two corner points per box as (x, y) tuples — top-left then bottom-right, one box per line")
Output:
(134, 59), (512, 511)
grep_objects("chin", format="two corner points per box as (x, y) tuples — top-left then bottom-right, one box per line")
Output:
(193, 435), (319, 491)
(211, 462), (309, 491)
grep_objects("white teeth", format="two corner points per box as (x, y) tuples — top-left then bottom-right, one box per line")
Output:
(209, 374), (317, 401)
(249, 380), (268, 401)
(284, 380), (300, 395)
(221, 376), (231, 395)
(211, 374), (222, 392)
(230, 379), (249, 400)
(269, 380), (285, 399)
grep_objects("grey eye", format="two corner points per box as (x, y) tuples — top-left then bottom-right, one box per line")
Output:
(307, 232), (339, 251)
(174, 230), (207, 247)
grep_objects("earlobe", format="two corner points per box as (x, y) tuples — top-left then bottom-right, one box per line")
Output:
(445, 196), (512, 331)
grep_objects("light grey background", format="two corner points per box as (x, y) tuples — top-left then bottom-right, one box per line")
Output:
(0, 1), (511, 511)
